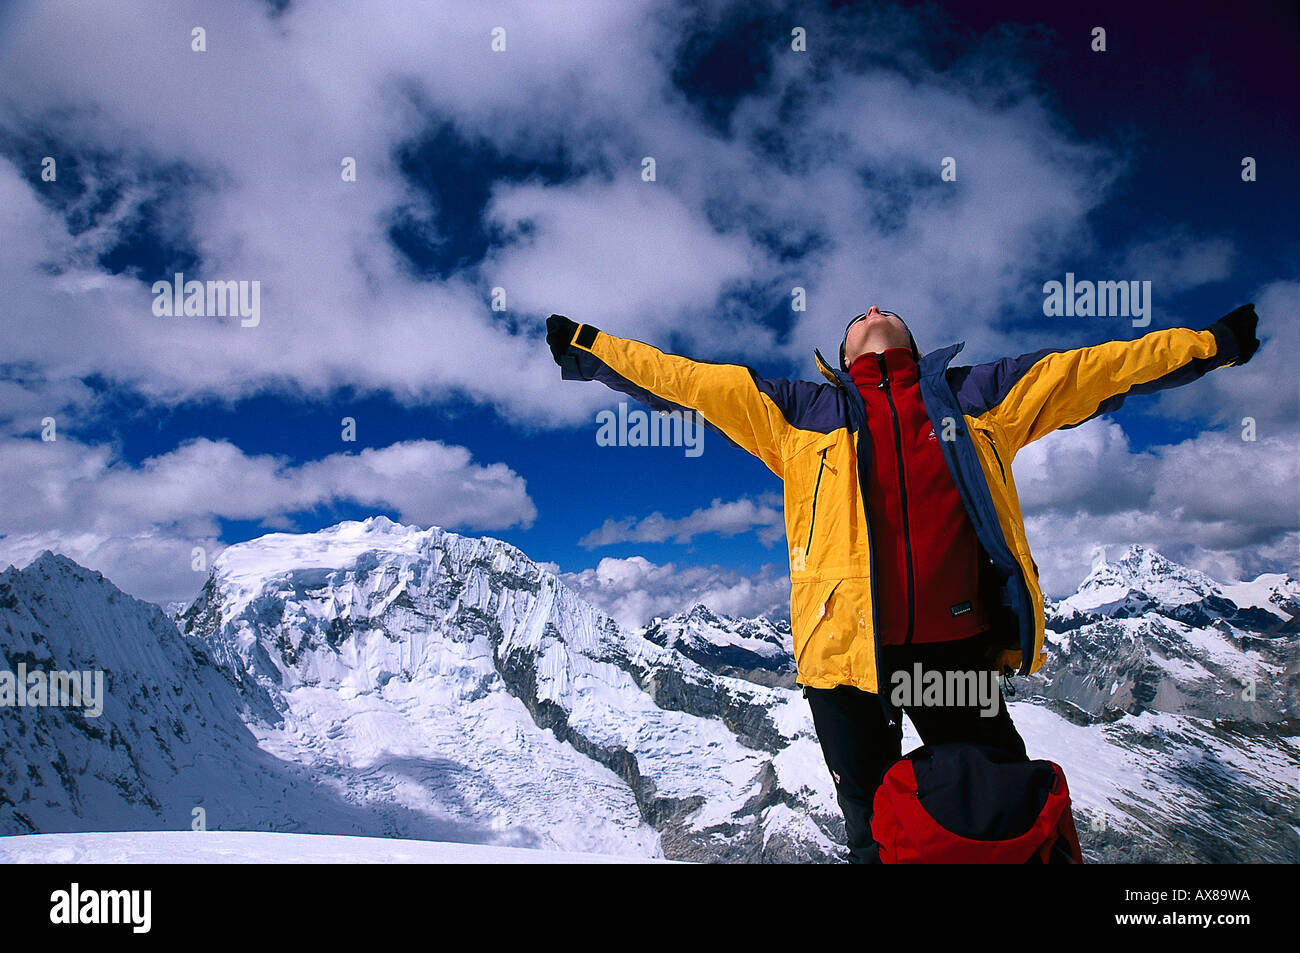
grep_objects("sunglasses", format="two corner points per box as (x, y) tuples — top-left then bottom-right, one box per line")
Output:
(839, 310), (914, 369)
(844, 310), (902, 333)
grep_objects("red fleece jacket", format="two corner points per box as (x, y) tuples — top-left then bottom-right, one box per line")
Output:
(849, 346), (991, 646)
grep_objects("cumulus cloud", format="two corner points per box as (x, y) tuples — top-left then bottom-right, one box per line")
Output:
(1012, 416), (1300, 597)
(560, 554), (790, 629)
(0, 436), (535, 604)
(1118, 229), (1235, 296)
(1013, 418), (1154, 514)
(1025, 508), (1300, 601)
(0, 0), (1144, 430)
(578, 492), (785, 549)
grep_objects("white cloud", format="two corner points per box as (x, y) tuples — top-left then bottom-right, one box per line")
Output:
(1013, 419), (1155, 513)
(0, 435), (535, 604)
(1119, 229), (1235, 295)
(560, 554), (790, 629)
(578, 492), (785, 549)
(0, 0), (1151, 429)
(1024, 509), (1300, 601)
(1012, 417), (1300, 597)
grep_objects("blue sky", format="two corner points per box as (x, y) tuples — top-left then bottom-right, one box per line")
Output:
(0, 0), (1296, 621)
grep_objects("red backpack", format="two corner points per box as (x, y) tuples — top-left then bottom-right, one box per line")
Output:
(871, 743), (1084, 864)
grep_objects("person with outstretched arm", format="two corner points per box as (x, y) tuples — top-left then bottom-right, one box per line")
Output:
(545, 303), (1261, 863)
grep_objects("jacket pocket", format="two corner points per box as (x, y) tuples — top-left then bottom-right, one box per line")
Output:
(981, 429), (1007, 484)
(804, 449), (829, 558)
(790, 431), (840, 572)
(805, 433), (840, 551)
(792, 577), (842, 670)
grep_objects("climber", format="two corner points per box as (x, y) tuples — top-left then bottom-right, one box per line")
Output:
(545, 302), (1261, 862)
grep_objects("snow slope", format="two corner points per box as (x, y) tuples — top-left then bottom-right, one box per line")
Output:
(0, 830), (671, 864)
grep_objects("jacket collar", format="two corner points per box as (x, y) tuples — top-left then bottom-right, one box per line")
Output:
(815, 342), (963, 389)
(919, 342), (963, 380)
(814, 347), (842, 385)
(847, 346), (920, 387)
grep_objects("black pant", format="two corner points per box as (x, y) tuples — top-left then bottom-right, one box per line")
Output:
(804, 635), (1027, 863)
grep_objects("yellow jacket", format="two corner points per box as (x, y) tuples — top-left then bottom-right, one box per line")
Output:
(553, 319), (1244, 702)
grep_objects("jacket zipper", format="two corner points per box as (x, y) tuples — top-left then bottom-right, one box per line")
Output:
(878, 354), (916, 645)
(804, 449), (828, 560)
(832, 358), (897, 727)
(984, 432), (1006, 483)
(815, 347), (898, 727)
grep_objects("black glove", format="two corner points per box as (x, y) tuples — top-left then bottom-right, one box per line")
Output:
(1208, 303), (1260, 365)
(547, 313), (599, 380)
(546, 313), (578, 366)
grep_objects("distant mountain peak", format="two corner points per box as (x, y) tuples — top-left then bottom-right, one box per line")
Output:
(684, 602), (720, 623)
(1070, 544), (1220, 612)
(1112, 544), (1197, 578)
(638, 602), (794, 686)
(26, 550), (90, 574)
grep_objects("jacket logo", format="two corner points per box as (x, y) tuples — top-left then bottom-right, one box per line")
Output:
(950, 601), (973, 617)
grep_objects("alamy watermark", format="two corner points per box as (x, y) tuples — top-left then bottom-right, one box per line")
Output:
(50, 883), (151, 933)
(151, 272), (260, 327)
(0, 663), (104, 717)
(596, 401), (704, 457)
(1042, 272), (1152, 327)
(889, 663), (1002, 717)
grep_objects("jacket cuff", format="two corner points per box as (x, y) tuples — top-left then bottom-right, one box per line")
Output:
(1204, 320), (1241, 368)
(560, 324), (601, 380)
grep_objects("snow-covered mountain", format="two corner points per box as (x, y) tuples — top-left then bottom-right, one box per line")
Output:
(1, 532), (836, 860)
(638, 603), (795, 687)
(1032, 544), (1298, 722)
(2, 527), (1296, 862)
(0, 553), (421, 839)
(1053, 545), (1296, 636)
(173, 517), (839, 861)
